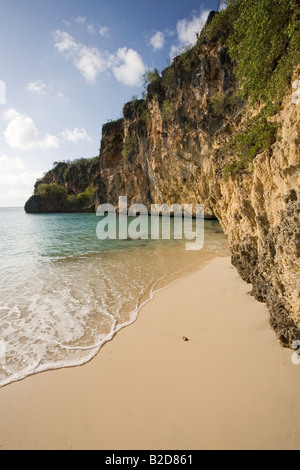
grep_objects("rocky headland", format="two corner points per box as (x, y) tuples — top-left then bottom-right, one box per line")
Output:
(25, 6), (300, 346)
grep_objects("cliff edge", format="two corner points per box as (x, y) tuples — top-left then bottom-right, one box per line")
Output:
(25, 3), (300, 346)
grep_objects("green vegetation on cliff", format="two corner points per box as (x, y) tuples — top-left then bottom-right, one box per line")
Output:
(25, 2), (300, 212)
(67, 184), (95, 206)
(25, 157), (99, 213)
(36, 182), (67, 199)
(143, 69), (160, 90)
(207, 0), (299, 105)
(161, 100), (176, 122)
(206, 0), (300, 173)
(35, 183), (68, 210)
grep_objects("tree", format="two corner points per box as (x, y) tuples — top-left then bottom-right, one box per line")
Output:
(143, 69), (160, 90)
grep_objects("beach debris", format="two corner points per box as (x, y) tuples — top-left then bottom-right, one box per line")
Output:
(182, 336), (189, 342)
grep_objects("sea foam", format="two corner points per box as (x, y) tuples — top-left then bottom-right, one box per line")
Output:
(0, 210), (229, 387)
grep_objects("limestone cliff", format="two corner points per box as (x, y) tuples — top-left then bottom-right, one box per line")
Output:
(25, 9), (300, 346)
(25, 157), (100, 213)
(96, 38), (241, 218)
(95, 33), (299, 346)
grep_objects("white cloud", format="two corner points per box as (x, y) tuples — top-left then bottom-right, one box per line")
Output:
(150, 31), (165, 51)
(169, 44), (181, 60)
(111, 48), (147, 86)
(0, 157), (40, 185)
(164, 28), (176, 38)
(62, 19), (71, 28)
(75, 16), (86, 24)
(61, 127), (92, 144)
(219, 1), (227, 11)
(0, 156), (42, 206)
(3, 108), (60, 151)
(54, 31), (146, 86)
(177, 11), (210, 45)
(54, 30), (109, 83)
(99, 25), (110, 37)
(75, 46), (108, 82)
(54, 30), (78, 55)
(38, 135), (60, 150)
(0, 155), (26, 173)
(87, 24), (96, 34)
(27, 79), (47, 95)
(170, 10), (210, 59)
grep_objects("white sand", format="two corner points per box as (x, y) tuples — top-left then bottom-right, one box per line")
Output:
(0, 256), (300, 450)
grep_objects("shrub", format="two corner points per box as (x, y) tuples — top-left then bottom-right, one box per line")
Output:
(161, 100), (176, 122)
(207, 0), (300, 106)
(209, 90), (242, 118)
(226, 0), (300, 106)
(206, 0), (300, 174)
(161, 66), (176, 89)
(140, 106), (149, 125)
(121, 138), (134, 158)
(224, 109), (278, 175)
(66, 184), (95, 206)
(75, 184), (95, 205)
(143, 69), (160, 89)
(37, 183), (67, 199)
(176, 46), (198, 74)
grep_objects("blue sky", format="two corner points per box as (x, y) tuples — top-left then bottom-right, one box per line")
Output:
(0, 0), (221, 206)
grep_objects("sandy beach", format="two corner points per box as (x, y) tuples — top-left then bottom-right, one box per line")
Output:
(0, 256), (300, 450)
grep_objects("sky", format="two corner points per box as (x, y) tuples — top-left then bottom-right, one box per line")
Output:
(0, 0), (223, 207)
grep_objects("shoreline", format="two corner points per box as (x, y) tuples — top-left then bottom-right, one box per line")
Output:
(0, 251), (220, 389)
(0, 256), (300, 450)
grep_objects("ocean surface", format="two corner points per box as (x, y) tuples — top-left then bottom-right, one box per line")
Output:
(0, 207), (229, 387)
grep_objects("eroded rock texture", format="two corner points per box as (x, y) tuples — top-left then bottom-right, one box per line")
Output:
(95, 40), (300, 346)
(25, 27), (299, 346)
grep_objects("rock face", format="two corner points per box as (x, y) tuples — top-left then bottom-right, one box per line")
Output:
(216, 89), (300, 347)
(96, 41), (240, 218)
(25, 17), (300, 346)
(95, 39), (300, 346)
(25, 192), (66, 213)
(25, 158), (100, 213)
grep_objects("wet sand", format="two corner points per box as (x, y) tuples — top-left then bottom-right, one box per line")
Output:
(0, 256), (300, 450)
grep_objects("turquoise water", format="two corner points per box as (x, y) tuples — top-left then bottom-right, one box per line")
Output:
(0, 208), (229, 387)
